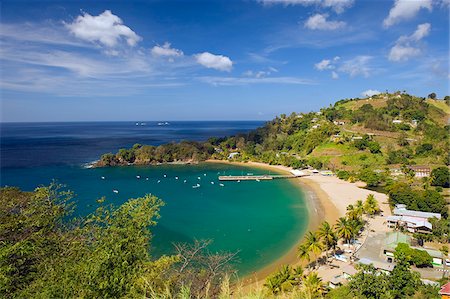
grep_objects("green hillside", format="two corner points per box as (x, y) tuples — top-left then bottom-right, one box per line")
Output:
(98, 92), (449, 179)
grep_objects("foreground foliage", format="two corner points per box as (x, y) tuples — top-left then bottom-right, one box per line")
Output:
(0, 184), (235, 298)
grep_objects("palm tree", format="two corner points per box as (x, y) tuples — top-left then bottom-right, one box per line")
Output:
(298, 243), (311, 268)
(355, 200), (365, 216)
(264, 265), (304, 294)
(364, 194), (380, 216)
(317, 221), (337, 261)
(346, 204), (360, 221)
(335, 217), (353, 246)
(301, 272), (325, 299)
(305, 231), (324, 269)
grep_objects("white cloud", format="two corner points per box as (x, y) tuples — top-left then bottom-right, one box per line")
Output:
(322, 0), (355, 13)
(198, 76), (314, 86)
(65, 10), (142, 47)
(361, 89), (381, 97)
(331, 71), (339, 79)
(244, 67), (278, 78)
(151, 42), (183, 57)
(338, 55), (373, 77)
(383, 0), (432, 28)
(194, 52), (233, 72)
(410, 23), (431, 41)
(389, 45), (421, 62)
(258, 0), (354, 13)
(304, 14), (346, 30)
(388, 23), (431, 62)
(314, 59), (334, 70)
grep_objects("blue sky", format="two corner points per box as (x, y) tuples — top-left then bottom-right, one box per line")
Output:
(1, 0), (448, 122)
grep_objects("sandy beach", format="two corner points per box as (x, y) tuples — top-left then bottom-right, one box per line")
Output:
(205, 160), (390, 286)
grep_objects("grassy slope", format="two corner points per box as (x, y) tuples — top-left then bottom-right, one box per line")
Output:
(308, 96), (448, 172)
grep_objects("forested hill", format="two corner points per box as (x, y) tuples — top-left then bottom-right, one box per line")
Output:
(97, 92), (449, 173)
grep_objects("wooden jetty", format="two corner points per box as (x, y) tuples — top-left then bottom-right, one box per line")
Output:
(218, 174), (297, 181)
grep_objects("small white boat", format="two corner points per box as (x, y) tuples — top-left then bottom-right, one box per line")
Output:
(211, 181), (214, 185)
(163, 174), (167, 178)
(184, 180), (187, 183)
(256, 179), (260, 182)
(175, 176), (179, 180)
(237, 180), (241, 183)
(204, 173), (207, 176)
(247, 173), (253, 175)
(146, 178), (149, 181)
(197, 177), (201, 180)
(136, 175), (140, 179)
(113, 189), (119, 194)
(101, 176), (105, 180)
(135, 123), (139, 126)
(192, 184), (200, 188)
(219, 183), (224, 187)
(157, 180), (161, 183)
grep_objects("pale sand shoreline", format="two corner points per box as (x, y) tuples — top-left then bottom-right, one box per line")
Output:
(205, 159), (390, 286)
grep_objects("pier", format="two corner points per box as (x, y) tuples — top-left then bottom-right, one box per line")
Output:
(218, 174), (298, 181)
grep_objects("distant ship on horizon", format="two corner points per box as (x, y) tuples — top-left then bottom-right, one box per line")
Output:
(157, 122), (170, 126)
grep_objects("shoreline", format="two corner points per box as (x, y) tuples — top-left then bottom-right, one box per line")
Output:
(205, 160), (340, 284)
(205, 159), (390, 288)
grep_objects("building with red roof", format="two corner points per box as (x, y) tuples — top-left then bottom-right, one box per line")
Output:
(440, 281), (450, 299)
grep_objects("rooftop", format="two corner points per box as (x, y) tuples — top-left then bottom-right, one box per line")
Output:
(393, 205), (441, 220)
(386, 215), (432, 230)
(440, 281), (450, 295)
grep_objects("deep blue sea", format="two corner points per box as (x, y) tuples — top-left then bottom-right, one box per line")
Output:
(0, 121), (264, 169)
(0, 121), (308, 276)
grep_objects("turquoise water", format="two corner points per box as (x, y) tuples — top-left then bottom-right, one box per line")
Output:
(2, 162), (308, 276)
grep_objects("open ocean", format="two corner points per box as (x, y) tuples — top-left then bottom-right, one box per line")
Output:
(0, 121), (308, 276)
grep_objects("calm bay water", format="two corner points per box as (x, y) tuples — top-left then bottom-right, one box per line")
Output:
(0, 121), (308, 276)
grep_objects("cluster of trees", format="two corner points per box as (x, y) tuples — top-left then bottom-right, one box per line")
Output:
(394, 243), (432, 268)
(98, 141), (215, 166)
(386, 182), (448, 218)
(296, 195), (380, 272)
(326, 256), (441, 299)
(0, 185), (236, 298)
(353, 135), (381, 154)
(264, 266), (326, 297)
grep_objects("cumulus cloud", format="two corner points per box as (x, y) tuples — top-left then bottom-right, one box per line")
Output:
(258, 0), (354, 13)
(151, 42), (183, 57)
(65, 10), (142, 47)
(389, 45), (421, 62)
(304, 14), (346, 30)
(388, 23), (431, 62)
(194, 52), (233, 72)
(331, 71), (339, 79)
(361, 89), (381, 97)
(314, 59), (334, 70)
(338, 55), (373, 77)
(383, 0), (432, 28)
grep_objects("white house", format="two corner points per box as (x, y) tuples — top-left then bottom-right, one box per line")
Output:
(228, 152), (239, 159)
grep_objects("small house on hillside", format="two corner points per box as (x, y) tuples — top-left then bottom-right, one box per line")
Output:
(228, 152), (239, 159)
(392, 119), (403, 124)
(333, 120), (345, 125)
(408, 165), (431, 178)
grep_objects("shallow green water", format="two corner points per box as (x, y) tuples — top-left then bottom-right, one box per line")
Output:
(2, 163), (308, 276)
